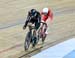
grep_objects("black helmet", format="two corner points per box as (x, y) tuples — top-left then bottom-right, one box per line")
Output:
(30, 9), (37, 18)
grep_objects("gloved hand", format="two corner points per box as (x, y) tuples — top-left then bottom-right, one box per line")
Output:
(23, 26), (26, 30)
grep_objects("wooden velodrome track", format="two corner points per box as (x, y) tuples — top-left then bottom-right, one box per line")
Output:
(0, 0), (75, 58)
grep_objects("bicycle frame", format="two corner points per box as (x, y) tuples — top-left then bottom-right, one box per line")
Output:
(24, 23), (38, 50)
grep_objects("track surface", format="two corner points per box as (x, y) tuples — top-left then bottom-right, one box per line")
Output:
(0, 0), (75, 58)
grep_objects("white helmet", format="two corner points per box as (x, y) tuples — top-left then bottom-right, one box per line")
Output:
(42, 8), (48, 14)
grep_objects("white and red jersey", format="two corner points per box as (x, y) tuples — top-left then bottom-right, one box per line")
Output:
(41, 8), (53, 22)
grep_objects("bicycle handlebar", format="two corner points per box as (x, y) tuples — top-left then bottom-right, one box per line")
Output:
(40, 22), (47, 26)
(27, 22), (47, 30)
(27, 24), (35, 30)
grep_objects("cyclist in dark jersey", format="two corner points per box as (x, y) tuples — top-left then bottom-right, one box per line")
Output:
(23, 9), (41, 47)
(23, 9), (41, 30)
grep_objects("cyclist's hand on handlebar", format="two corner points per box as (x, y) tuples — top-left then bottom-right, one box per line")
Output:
(23, 26), (26, 30)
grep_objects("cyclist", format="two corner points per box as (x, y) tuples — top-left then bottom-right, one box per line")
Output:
(41, 7), (53, 34)
(23, 9), (41, 47)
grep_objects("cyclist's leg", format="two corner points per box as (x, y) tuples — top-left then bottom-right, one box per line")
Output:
(41, 20), (48, 35)
(31, 29), (37, 47)
(44, 23), (48, 33)
(41, 21), (48, 43)
(35, 22), (40, 30)
(32, 22), (40, 47)
(35, 22), (41, 37)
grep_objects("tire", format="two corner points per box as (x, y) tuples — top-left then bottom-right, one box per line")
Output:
(24, 32), (32, 51)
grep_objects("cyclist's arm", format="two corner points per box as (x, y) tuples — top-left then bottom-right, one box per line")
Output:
(23, 14), (30, 29)
(48, 9), (53, 22)
(24, 21), (28, 28)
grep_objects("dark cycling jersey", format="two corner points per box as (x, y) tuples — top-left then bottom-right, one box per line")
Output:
(24, 9), (41, 30)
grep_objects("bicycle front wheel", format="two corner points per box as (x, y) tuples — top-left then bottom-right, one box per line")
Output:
(24, 32), (31, 51)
